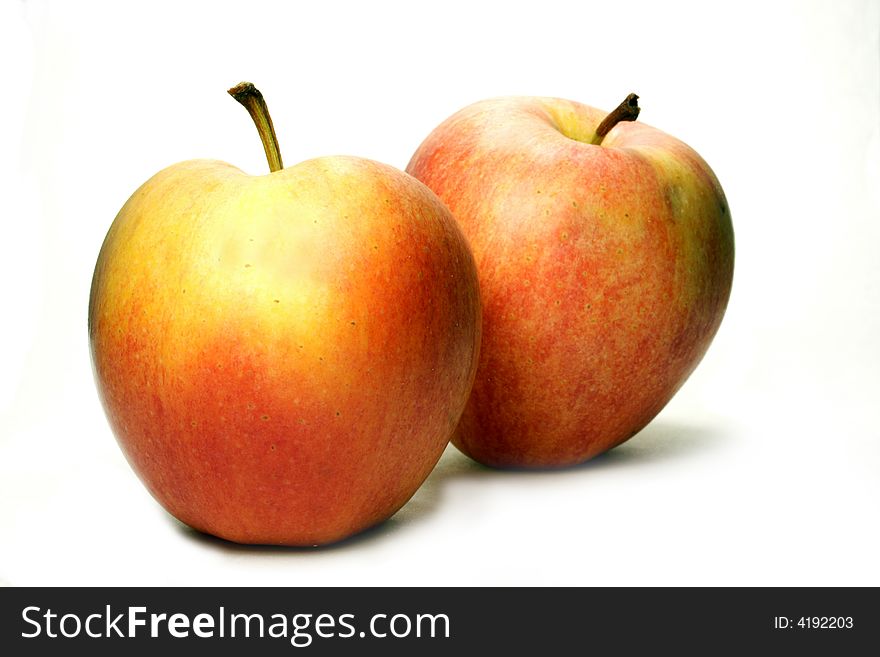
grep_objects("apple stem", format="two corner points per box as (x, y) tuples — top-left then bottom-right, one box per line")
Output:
(591, 93), (640, 145)
(228, 82), (284, 172)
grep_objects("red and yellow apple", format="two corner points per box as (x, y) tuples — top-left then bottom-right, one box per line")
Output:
(89, 83), (481, 545)
(407, 94), (734, 468)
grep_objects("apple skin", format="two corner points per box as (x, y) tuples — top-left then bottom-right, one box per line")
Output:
(89, 156), (481, 545)
(407, 97), (734, 468)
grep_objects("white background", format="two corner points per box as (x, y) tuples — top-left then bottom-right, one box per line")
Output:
(1, 0), (878, 586)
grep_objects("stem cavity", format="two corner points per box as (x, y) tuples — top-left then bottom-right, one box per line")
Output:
(228, 82), (284, 173)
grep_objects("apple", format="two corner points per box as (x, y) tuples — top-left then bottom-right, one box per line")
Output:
(89, 83), (481, 545)
(407, 94), (734, 468)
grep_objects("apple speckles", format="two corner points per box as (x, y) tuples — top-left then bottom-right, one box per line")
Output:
(273, 299), (280, 303)
(260, 414), (270, 421)
(269, 444), (276, 451)
(350, 321), (357, 326)
(571, 200), (578, 208)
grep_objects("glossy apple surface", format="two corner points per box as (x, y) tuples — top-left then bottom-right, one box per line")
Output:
(407, 96), (733, 467)
(89, 87), (481, 545)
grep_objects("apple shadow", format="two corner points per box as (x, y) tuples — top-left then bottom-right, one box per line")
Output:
(171, 514), (404, 555)
(170, 473), (460, 555)
(169, 453), (480, 555)
(577, 417), (731, 472)
(172, 417), (727, 554)
(416, 416), (730, 486)
(386, 416), (731, 522)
